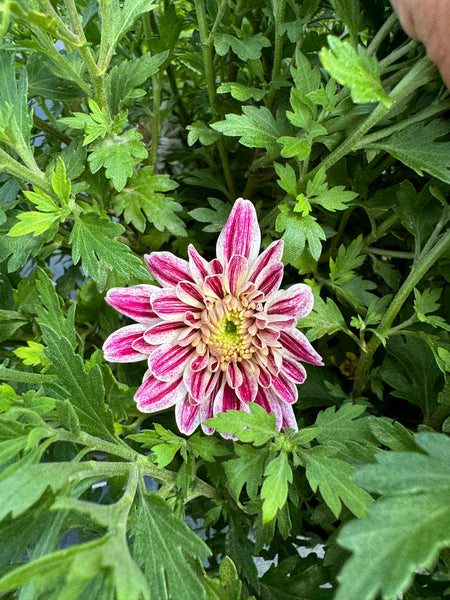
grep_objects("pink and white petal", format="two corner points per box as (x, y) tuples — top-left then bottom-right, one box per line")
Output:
(265, 314), (297, 330)
(105, 285), (158, 322)
(152, 288), (198, 320)
(216, 199), (261, 267)
(271, 371), (298, 404)
(148, 343), (195, 382)
(248, 239), (284, 282)
(225, 255), (248, 295)
(258, 363), (272, 388)
(256, 328), (280, 346)
(188, 244), (210, 283)
(190, 353), (209, 372)
(103, 324), (148, 362)
(175, 398), (201, 435)
(209, 259), (224, 275)
(253, 262), (284, 299)
(214, 382), (241, 415)
(203, 274), (226, 299)
(200, 398), (215, 435)
(226, 361), (243, 389)
(236, 361), (259, 403)
(281, 355), (307, 384)
(144, 320), (185, 345)
(145, 252), (193, 287)
(184, 365), (219, 401)
(135, 375), (187, 413)
(254, 387), (282, 430)
(176, 281), (205, 308)
(132, 336), (156, 355)
(279, 330), (324, 365)
(280, 401), (298, 432)
(266, 283), (314, 319)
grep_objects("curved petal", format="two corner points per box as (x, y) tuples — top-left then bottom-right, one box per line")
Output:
(266, 283), (314, 319)
(149, 343), (195, 381)
(105, 285), (158, 322)
(176, 281), (205, 308)
(184, 364), (219, 401)
(249, 240), (284, 282)
(281, 355), (307, 384)
(103, 324), (148, 362)
(271, 371), (298, 404)
(280, 401), (298, 431)
(226, 361), (243, 389)
(188, 244), (210, 283)
(144, 320), (186, 345)
(236, 361), (258, 403)
(203, 274), (226, 299)
(213, 382), (241, 415)
(132, 336), (156, 355)
(175, 397), (200, 435)
(225, 255), (248, 295)
(135, 374), (187, 412)
(152, 288), (198, 320)
(254, 387), (282, 430)
(200, 398), (215, 435)
(279, 330), (324, 365)
(216, 199), (261, 267)
(253, 262), (283, 299)
(209, 259), (224, 275)
(145, 251), (193, 287)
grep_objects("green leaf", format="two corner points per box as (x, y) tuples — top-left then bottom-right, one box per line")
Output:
(261, 451), (293, 523)
(217, 82), (267, 102)
(50, 156), (71, 204)
(315, 404), (375, 446)
(320, 36), (392, 108)
(130, 491), (210, 600)
(329, 236), (365, 282)
(113, 166), (185, 235)
(8, 209), (61, 237)
(35, 268), (77, 346)
(212, 32), (271, 61)
(381, 336), (444, 419)
(275, 205), (326, 262)
(223, 444), (267, 501)
(302, 445), (373, 518)
(277, 136), (311, 160)
(291, 50), (322, 96)
(107, 51), (169, 113)
(42, 326), (116, 441)
(59, 98), (110, 145)
(367, 416), (417, 452)
(188, 432), (230, 462)
(189, 197), (230, 233)
(88, 129), (148, 191)
(336, 433), (450, 600)
(330, 0), (363, 42)
(310, 186), (358, 212)
(302, 295), (347, 340)
(274, 162), (297, 197)
(369, 120), (450, 184)
(205, 402), (278, 446)
(211, 106), (281, 153)
(70, 210), (148, 283)
(187, 121), (220, 146)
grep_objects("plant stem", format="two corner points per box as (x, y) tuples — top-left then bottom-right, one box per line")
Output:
(194, 0), (235, 198)
(352, 228), (450, 397)
(366, 247), (414, 259)
(150, 73), (161, 172)
(267, 0), (286, 109)
(0, 148), (53, 194)
(367, 11), (399, 55)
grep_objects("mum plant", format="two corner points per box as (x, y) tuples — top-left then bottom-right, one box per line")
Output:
(0, 1), (449, 599)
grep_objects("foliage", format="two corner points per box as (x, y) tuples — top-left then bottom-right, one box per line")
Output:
(0, 1), (449, 599)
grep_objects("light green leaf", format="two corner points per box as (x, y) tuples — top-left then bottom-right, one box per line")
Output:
(42, 326), (116, 441)
(223, 444), (267, 501)
(320, 36), (392, 107)
(88, 129), (148, 191)
(35, 268), (77, 346)
(302, 445), (373, 518)
(212, 32), (271, 61)
(336, 433), (450, 600)
(329, 235), (365, 282)
(8, 210), (61, 237)
(211, 106), (281, 152)
(113, 166), (185, 235)
(50, 157), (71, 204)
(302, 295), (347, 340)
(187, 121), (220, 146)
(130, 491), (210, 600)
(70, 210), (148, 282)
(369, 120), (450, 184)
(206, 402), (278, 446)
(261, 451), (293, 523)
(311, 186), (358, 211)
(217, 82), (267, 102)
(315, 404), (375, 446)
(13, 341), (46, 366)
(274, 162), (297, 197)
(277, 136), (311, 160)
(275, 205), (326, 262)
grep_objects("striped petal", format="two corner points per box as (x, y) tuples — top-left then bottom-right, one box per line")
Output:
(249, 240), (284, 282)
(184, 364), (219, 401)
(225, 255), (248, 295)
(152, 288), (198, 320)
(216, 199), (261, 268)
(280, 401), (298, 431)
(281, 355), (307, 384)
(144, 320), (185, 344)
(105, 285), (158, 322)
(226, 361), (243, 389)
(214, 382), (241, 414)
(176, 281), (205, 308)
(102, 324), (148, 362)
(203, 274), (226, 298)
(253, 262), (283, 299)
(236, 361), (258, 403)
(271, 371), (298, 404)
(200, 398), (215, 435)
(266, 283), (314, 319)
(279, 329), (324, 365)
(149, 343), (195, 381)
(135, 374), (186, 412)
(175, 398), (200, 435)
(145, 252), (193, 287)
(188, 244), (210, 282)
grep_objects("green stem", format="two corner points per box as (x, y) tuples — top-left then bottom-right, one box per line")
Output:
(366, 247), (414, 259)
(0, 148), (53, 194)
(194, 0), (235, 198)
(150, 73), (161, 172)
(352, 228), (450, 397)
(267, 0), (286, 108)
(367, 11), (399, 55)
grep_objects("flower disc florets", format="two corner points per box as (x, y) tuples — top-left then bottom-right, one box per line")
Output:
(103, 199), (323, 435)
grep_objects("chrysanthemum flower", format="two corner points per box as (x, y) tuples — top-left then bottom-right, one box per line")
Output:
(103, 199), (322, 435)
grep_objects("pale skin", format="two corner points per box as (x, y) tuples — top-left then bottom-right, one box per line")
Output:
(391, 0), (450, 88)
